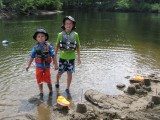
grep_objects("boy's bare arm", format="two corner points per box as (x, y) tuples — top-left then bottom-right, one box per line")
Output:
(51, 44), (59, 70)
(77, 46), (81, 65)
(26, 58), (34, 71)
(55, 44), (59, 56)
(52, 56), (58, 70)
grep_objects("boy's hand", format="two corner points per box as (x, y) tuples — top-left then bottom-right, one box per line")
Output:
(54, 64), (58, 70)
(26, 67), (29, 71)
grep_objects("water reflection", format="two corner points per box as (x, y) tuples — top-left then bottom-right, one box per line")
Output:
(37, 104), (51, 120)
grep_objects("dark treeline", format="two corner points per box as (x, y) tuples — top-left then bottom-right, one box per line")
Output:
(62, 0), (159, 13)
(0, 0), (160, 15)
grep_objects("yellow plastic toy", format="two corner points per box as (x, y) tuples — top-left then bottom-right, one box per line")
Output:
(133, 75), (144, 81)
(57, 96), (70, 107)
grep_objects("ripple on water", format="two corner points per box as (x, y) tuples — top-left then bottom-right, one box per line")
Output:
(73, 47), (157, 96)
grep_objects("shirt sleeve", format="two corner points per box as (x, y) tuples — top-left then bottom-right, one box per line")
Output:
(56, 32), (62, 46)
(30, 47), (36, 58)
(49, 45), (55, 57)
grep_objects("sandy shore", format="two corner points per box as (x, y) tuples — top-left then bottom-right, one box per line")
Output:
(65, 73), (160, 120)
(71, 74), (160, 120)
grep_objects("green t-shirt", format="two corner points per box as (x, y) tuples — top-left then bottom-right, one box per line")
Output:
(56, 31), (80, 60)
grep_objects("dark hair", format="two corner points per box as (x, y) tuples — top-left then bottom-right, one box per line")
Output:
(61, 16), (76, 30)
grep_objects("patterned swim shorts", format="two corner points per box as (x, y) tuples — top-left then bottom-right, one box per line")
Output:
(58, 58), (75, 74)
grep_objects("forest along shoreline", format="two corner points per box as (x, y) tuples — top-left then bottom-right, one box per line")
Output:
(0, 10), (63, 19)
(0, 9), (159, 20)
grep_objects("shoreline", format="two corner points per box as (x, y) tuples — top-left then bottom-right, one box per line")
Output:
(66, 73), (160, 120)
(0, 9), (159, 20)
(0, 10), (63, 20)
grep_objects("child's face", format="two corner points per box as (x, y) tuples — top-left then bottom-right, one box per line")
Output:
(64, 20), (74, 32)
(36, 33), (46, 43)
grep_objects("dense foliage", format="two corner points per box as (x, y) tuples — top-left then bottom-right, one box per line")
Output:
(0, 0), (159, 14)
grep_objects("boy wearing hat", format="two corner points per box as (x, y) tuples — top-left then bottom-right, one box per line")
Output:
(26, 28), (58, 98)
(55, 16), (81, 93)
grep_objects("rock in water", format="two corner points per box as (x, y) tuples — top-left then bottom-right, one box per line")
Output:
(28, 97), (43, 105)
(76, 103), (87, 113)
(2, 40), (9, 44)
(116, 84), (126, 89)
(127, 85), (136, 95)
(144, 78), (151, 86)
(146, 101), (154, 109)
(151, 96), (160, 105)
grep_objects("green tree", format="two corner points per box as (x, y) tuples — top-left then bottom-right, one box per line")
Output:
(0, 0), (3, 9)
(116, 0), (132, 10)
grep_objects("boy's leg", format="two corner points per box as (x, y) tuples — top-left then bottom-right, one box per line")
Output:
(66, 72), (72, 90)
(47, 83), (52, 92)
(47, 83), (53, 96)
(36, 68), (44, 96)
(65, 59), (74, 93)
(55, 58), (65, 88)
(55, 73), (62, 88)
(38, 84), (43, 94)
(44, 68), (52, 95)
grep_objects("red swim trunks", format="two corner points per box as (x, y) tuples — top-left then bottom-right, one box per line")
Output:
(36, 68), (51, 84)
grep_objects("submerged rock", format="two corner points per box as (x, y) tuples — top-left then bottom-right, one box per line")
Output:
(116, 84), (126, 89)
(25, 114), (36, 120)
(28, 97), (43, 105)
(125, 76), (130, 79)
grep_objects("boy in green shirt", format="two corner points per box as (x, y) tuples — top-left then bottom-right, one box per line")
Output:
(55, 16), (81, 94)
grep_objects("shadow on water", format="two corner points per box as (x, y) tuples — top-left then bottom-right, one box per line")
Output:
(18, 87), (73, 119)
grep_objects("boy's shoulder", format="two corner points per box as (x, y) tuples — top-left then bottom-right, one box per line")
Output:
(59, 31), (78, 36)
(73, 31), (78, 35)
(33, 42), (52, 47)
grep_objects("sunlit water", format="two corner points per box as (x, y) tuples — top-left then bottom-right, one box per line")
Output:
(0, 11), (160, 119)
